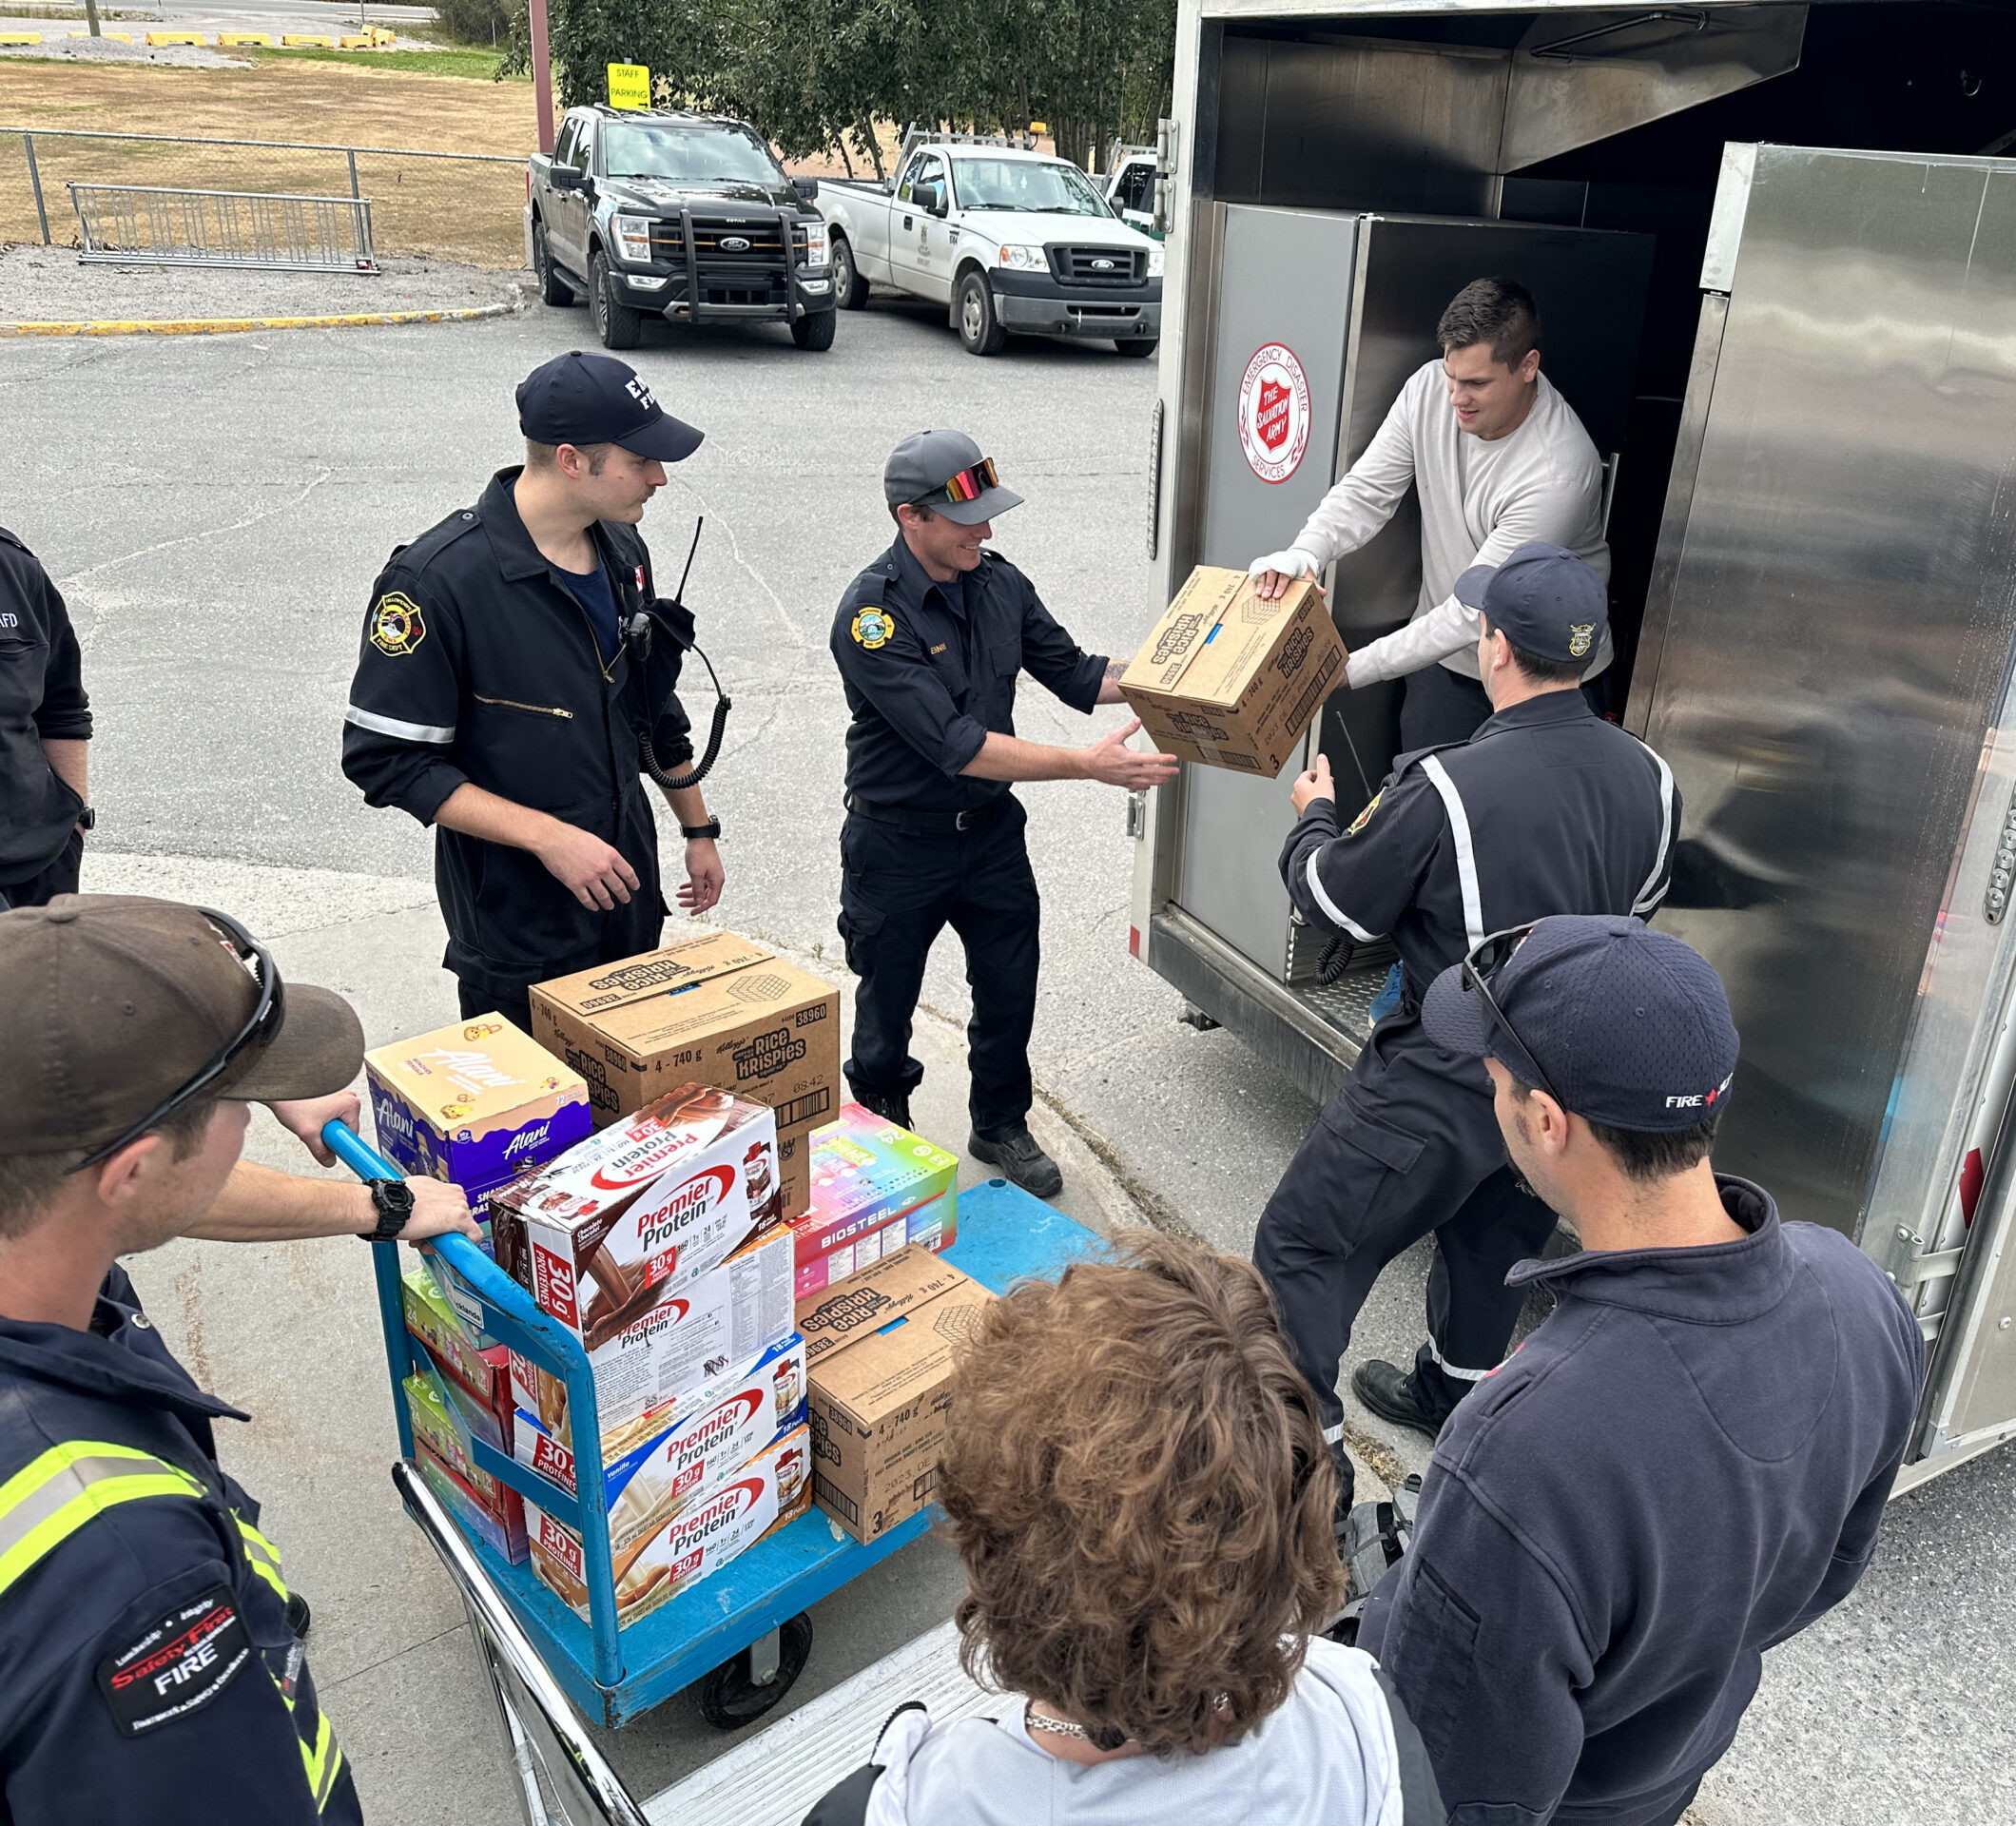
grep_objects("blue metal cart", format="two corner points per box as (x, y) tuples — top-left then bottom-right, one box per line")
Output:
(332, 1120), (1103, 1763)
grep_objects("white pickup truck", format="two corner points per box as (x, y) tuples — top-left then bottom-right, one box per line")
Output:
(817, 134), (1163, 357)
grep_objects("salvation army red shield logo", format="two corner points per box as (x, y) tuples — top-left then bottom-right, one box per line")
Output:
(1238, 343), (1310, 484)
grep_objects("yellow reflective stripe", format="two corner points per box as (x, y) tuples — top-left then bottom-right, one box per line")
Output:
(0, 1443), (204, 1599)
(231, 1511), (290, 1600)
(245, 1554), (289, 1601)
(234, 1514), (283, 1566)
(301, 1706), (341, 1811)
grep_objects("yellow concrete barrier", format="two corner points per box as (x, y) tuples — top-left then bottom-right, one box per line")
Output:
(217, 31), (274, 46)
(145, 29), (204, 45)
(281, 34), (336, 48)
(338, 33), (373, 48)
(0, 31), (42, 43)
(371, 28), (397, 44)
(0, 301), (523, 338)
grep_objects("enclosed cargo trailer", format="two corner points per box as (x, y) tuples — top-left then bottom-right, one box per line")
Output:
(1128, 0), (2016, 1486)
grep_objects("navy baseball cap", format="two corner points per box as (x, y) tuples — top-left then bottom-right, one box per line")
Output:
(1422, 914), (1738, 1132)
(1454, 541), (1606, 664)
(515, 351), (704, 462)
(883, 430), (1023, 526)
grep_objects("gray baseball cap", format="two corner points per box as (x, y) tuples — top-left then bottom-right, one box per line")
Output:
(882, 430), (1023, 526)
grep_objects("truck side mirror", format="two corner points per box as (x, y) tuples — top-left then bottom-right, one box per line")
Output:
(921, 183), (948, 219)
(792, 175), (821, 202)
(548, 165), (582, 193)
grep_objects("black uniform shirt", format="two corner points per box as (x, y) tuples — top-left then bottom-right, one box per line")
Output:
(0, 526), (92, 883)
(1282, 691), (1679, 1003)
(341, 469), (692, 995)
(830, 535), (1108, 811)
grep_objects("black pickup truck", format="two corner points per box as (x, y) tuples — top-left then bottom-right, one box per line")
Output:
(525, 105), (837, 351)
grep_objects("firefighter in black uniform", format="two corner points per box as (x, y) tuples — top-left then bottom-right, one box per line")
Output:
(1256, 542), (1678, 1498)
(831, 431), (1176, 1198)
(0, 527), (94, 910)
(342, 352), (722, 1036)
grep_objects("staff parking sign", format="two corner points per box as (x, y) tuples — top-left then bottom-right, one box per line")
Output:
(1237, 342), (1310, 485)
(607, 63), (651, 108)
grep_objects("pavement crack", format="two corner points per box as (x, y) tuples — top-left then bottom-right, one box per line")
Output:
(55, 469), (333, 592)
(320, 1620), (469, 1693)
(664, 476), (810, 654)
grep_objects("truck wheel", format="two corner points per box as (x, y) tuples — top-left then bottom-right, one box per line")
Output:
(532, 218), (574, 306)
(590, 249), (643, 351)
(791, 308), (837, 351)
(1115, 338), (1158, 359)
(957, 271), (1006, 357)
(832, 235), (869, 310)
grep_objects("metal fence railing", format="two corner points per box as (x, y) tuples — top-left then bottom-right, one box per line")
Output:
(6, 128), (527, 268)
(69, 182), (378, 272)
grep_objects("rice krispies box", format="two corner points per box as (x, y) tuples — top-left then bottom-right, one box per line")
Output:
(365, 1018), (591, 1201)
(513, 1334), (806, 1551)
(527, 1423), (813, 1629)
(505, 1221), (796, 1446)
(491, 1085), (782, 1353)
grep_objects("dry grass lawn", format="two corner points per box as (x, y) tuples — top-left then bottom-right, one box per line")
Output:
(0, 58), (540, 264)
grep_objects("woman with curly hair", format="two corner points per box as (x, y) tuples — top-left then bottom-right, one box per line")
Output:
(803, 1232), (1443, 1825)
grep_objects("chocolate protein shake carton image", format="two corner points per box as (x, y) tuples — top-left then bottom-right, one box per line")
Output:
(491, 1084), (789, 1436)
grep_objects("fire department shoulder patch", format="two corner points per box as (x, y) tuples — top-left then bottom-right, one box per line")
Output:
(1346, 789), (1383, 837)
(851, 607), (895, 651)
(370, 592), (426, 658)
(97, 1584), (252, 1738)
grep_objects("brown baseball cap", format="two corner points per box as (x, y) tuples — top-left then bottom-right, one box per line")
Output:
(0, 895), (365, 1157)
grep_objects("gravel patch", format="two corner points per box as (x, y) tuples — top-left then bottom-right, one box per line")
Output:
(0, 243), (532, 322)
(0, 37), (247, 67)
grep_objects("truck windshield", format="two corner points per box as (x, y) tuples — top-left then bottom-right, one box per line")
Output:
(601, 121), (786, 186)
(954, 159), (1114, 218)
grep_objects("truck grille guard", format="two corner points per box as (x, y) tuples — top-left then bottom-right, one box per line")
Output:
(647, 204), (804, 319)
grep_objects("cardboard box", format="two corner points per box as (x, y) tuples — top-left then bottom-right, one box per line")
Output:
(800, 1247), (994, 1544)
(513, 1335), (806, 1552)
(366, 1018), (591, 1193)
(507, 1222), (796, 1446)
(1120, 565), (1347, 776)
(794, 1191), (955, 1302)
(527, 1424), (812, 1629)
(404, 1366), (527, 1561)
(401, 1262), (514, 1451)
(789, 1105), (959, 1294)
(415, 1439), (530, 1564)
(530, 929), (840, 1179)
(492, 1086), (779, 1355)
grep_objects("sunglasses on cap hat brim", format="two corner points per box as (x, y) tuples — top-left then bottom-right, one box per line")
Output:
(911, 456), (1001, 511)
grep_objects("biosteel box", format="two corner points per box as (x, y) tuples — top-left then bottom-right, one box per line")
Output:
(365, 1018), (591, 1195)
(789, 1105), (959, 1297)
(513, 1335), (806, 1553)
(530, 929), (839, 1186)
(793, 1192), (955, 1302)
(507, 1221), (796, 1445)
(400, 1262), (513, 1451)
(527, 1423), (813, 1629)
(403, 1367), (528, 1563)
(492, 1085), (780, 1358)
(1120, 565), (1345, 776)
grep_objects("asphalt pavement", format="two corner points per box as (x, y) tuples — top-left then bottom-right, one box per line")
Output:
(4, 287), (2011, 1824)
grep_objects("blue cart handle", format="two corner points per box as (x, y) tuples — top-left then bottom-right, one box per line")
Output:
(321, 1119), (516, 1309)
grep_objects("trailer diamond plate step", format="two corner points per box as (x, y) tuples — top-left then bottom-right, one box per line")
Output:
(644, 1620), (1002, 1826)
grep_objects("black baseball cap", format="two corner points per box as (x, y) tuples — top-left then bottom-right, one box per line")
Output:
(882, 430), (1022, 526)
(1454, 541), (1606, 664)
(1422, 914), (1738, 1133)
(0, 896), (365, 1156)
(515, 351), (704, 462)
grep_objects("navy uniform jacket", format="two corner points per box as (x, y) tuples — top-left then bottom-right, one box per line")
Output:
(1283, 692), (1679, 1021)
(0, 1268), (358, 1825)
(1357, 1179), (1924, 1826)
(341, 469), (692, 998)
(0, 527), (92, 884)
(830, 536), (1108, 812)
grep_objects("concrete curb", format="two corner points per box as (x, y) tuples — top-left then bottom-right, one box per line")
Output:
(0, 298), (521, 337)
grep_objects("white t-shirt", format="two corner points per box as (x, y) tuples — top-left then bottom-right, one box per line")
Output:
(866, 1639), (1405, 1826)
(1292, 359), (1610, 684)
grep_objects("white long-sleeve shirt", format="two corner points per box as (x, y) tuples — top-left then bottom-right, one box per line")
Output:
(1293, 360), (1610, 685)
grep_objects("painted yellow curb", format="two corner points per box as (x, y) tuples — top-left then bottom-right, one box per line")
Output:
(0, 300), (520, 337)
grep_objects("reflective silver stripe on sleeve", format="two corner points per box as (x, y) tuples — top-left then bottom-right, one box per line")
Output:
(1304, 850), (1380, 943)
(1632, 743), (1677, 914)
(1419, 755), (1484, 952)
(1425, 1335), (1493, 1383)
(344, 705), (456, 746)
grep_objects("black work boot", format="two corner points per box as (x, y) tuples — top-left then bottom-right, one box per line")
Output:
(852, 1085), (913, 1131)
(1329, 1436), (1357, 1525)
(285, 1592), (313, 1639)
(968, 1123), (1063, 1199)
(1350, 1359), (1444, 1442)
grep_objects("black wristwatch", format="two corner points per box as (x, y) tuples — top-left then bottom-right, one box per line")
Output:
(682, 819), (722, 841)
(76, 806), (96, 831)
(359, 1178), (415, 1243)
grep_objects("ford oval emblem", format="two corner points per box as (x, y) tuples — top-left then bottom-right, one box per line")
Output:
(720, 235), (752, 252)
(1092, 257), (1115, 271)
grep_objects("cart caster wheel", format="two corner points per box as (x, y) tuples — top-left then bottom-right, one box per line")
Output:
(696, 1613), (812, 1729)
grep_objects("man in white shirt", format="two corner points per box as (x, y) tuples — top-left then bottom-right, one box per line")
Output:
(1250, 277), (1611, 750)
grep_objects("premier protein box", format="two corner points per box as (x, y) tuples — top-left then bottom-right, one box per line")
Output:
(507, 1221), (796, 1444)
(527, 1423), (812, 1629)
(365, 1018), (591, 1195)
(491, 1084), (781, 1353)
(514, 1335), (806, 1553)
